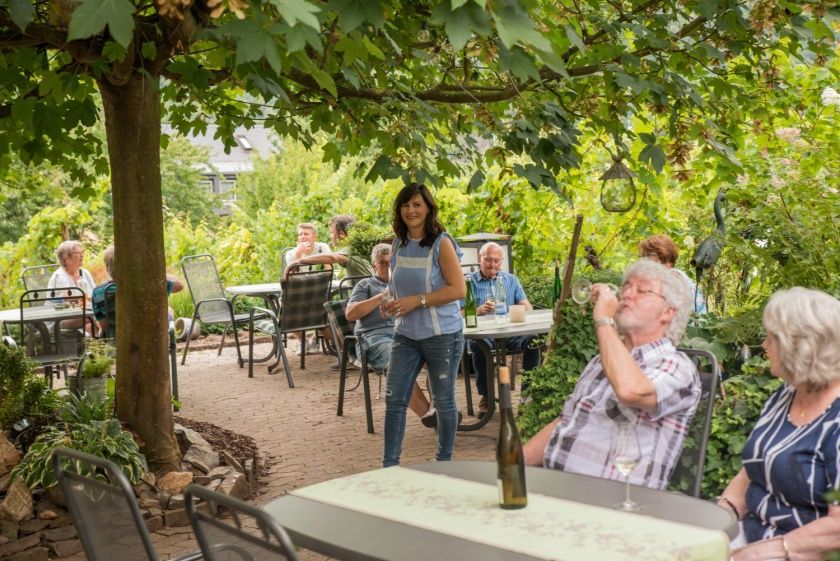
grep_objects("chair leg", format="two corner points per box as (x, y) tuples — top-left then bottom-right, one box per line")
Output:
(337, 345), (350, 416)
(218, 324), (227, 356)
(275, 340), (294, 388)
(299, 331), (306, 370)
(361, 359), (374, 434)
(181, 311), (199, 365)
(462, 352), (474, 417)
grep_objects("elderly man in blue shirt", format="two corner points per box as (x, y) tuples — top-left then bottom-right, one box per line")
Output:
(467, 242), (540, 417)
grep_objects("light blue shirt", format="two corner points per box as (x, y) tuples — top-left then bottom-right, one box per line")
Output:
(467, 270), (527, 308)
(390, 233), (463, 340)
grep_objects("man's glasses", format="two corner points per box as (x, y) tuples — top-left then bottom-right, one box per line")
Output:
(481, 258), (503, 265)
(619, 283), (667, 301)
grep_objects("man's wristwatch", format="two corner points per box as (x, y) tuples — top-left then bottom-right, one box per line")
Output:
(419, 294), (428, 308)
(594, 317), (615, 329)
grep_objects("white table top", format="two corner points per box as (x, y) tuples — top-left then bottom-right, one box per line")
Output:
(463, 308), (553, 340)
(225, 283), (283, 296)
(0, 305), (89, 325)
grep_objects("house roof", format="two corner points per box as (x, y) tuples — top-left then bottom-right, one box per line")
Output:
(161, 124), (280, 173)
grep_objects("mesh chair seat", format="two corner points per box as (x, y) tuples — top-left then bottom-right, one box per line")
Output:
(52, 448), (202, 561)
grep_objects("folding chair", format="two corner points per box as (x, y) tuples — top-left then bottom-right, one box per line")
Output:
(337, 275), (370, 300)
(185, 484), (298, 561)
(21, 263), (60, 290)
(324, 300), (375, 434)
(52, 447), (202, 561)
(181, 254), (250, 366)
(669, 347), (721, 497)
(246, 269), (333, 386)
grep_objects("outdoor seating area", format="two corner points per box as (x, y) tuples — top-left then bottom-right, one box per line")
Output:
(2, 3), (840, 559)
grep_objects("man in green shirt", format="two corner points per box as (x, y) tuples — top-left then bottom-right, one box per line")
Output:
(286, 214), (374, 278)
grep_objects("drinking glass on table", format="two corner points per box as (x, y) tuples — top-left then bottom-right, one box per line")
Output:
(571, 278), (618, 305)
(611, 421), (642, 512)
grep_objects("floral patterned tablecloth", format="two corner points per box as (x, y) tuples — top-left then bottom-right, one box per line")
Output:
(291, 467), (728, 561)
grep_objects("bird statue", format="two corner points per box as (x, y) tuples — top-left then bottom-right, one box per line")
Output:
(690, 190), (726, 281)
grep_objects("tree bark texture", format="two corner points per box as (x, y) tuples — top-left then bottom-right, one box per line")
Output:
(99, 72), (180, 473)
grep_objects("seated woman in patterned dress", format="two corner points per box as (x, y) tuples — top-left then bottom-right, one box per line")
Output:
(721, 287), (840, 561)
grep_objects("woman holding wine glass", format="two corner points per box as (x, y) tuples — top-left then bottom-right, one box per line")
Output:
(381, 183), (466, 467)
(719, 288), (840, 561)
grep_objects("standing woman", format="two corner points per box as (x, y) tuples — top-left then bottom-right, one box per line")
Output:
(383, 183), (466, 467)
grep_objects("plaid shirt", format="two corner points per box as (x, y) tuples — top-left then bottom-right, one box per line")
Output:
(543, 338), (700, 490)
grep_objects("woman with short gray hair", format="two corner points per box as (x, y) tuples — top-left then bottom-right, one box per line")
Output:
(48, 240), (96, 301)
(720, 288), (840, 561)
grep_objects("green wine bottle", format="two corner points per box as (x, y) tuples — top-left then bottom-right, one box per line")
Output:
(496, 366), (527, 509)
(464, 278), (478, 328)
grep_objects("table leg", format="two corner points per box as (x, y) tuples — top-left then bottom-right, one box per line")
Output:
(457, 339), (498, 432)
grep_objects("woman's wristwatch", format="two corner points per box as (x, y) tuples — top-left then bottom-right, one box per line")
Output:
(419, 294), (428, 308)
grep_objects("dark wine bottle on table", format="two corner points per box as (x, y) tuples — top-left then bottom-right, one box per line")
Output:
(464, 278), (478, 328)
(496, 366), (527, 509)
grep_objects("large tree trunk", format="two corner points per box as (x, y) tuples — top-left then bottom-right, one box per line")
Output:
(99, 72), (180, 473)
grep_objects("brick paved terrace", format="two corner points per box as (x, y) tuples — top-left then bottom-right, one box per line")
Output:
(69, 339), (505, 560)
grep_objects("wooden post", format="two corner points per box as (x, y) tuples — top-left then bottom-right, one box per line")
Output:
(546, 215), (584, 356)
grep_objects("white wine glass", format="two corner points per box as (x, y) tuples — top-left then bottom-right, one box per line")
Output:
(380, 287), (394, 318)
(571, 278), (618, 305)
(611, 422), (642, 512)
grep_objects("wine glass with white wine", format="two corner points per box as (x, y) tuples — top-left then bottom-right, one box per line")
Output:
(570, 278), (619, 305)
(611, 422), (642, 512)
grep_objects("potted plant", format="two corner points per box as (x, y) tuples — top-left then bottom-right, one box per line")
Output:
(76, 339), (114, 399)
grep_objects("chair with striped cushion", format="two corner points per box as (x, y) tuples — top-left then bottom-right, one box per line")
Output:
(324, 299), (375, 434)
(247, 268), (333, 387)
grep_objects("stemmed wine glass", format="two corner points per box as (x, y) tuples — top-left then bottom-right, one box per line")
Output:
(380, 287), (394, 318)
(611, 421), (642, 512)
(571, 278), (619, 305)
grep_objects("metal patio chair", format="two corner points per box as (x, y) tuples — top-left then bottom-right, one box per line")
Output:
(181, 254), (250, 366)
(246, 268), (333, 386)
(52, 447), (203, 561)
(324, 299), (376, 434)
(21, 263), (60, 290)
(185, 484), (298, 561)
(669, 347), (721, 497)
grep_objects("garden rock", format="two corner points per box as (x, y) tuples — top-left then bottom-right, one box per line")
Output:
(219, 450), (243, 474)
(157, 471), (193, 495)
(0, 546), (49, 561)
(49, 538), (83, 558)
(0, 473), (10, 494)
(173, 425), (211, 453)
(17, 520), (47, 536)
(217, 473), (251, 500)
(0, 434), (20, 477)
(0, 479), (32, 522)
(183, 445), (219, 473)
(0, 520), (17, 541)
(0, 532), (38, 556)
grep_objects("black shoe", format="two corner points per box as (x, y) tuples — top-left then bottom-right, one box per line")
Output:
(420, 409), (463, 429)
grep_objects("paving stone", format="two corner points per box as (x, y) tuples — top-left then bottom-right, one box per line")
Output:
(0, 545), (49, 561)
(163, 508), (190, 528)
(0, 532), (38, 556)
(42, 526), (76, 542)
(49, 538), (83, 558)
(17, 520), (47, 536)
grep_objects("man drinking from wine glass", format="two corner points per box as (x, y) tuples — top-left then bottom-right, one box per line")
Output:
(522, 259), (700, 490)
(466, 242), (539, 418)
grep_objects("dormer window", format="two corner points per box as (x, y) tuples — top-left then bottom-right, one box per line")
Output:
(235, 136), (252, 150)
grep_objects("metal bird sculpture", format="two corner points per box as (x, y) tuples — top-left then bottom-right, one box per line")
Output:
(690, 190), (726, 281)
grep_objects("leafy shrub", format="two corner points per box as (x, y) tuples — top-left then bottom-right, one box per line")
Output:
(57, 392), (114, 425)
(0, 344), (56, 430)
(11, 418), (147, 489)
(346, 222), (392, 264)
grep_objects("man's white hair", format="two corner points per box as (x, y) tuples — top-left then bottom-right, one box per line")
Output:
(622, 259), (691, 342)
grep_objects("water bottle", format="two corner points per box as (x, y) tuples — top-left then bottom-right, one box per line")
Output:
(493, 280), (508, 324)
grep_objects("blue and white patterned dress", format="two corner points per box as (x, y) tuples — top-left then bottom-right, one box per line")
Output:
(741, 384), (840, 542)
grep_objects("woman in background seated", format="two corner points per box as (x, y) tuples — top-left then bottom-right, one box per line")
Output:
(720, 288), (840, 561)
(48, 240), (97, 335)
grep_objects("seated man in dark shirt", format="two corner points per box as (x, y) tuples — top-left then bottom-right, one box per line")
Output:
(92, 245), (183, 337)
(346, 243), (437, 426)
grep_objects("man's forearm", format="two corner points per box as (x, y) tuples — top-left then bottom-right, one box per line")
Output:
(596, 325), (657, 409)
(523, 417), (562, 465)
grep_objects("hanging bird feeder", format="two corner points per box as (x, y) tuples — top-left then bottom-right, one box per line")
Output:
(599, 159), (637, 212)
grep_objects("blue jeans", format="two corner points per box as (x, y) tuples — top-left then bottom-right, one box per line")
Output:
(468, 336), (540, 396)
(360, 332), (393, 371)
(383, 331), (464, 467)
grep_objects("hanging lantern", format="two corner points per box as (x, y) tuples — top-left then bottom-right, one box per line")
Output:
(599, 159), (637, 212)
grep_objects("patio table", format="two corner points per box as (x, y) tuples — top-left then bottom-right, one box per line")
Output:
(460, 309), (553, 430)
(263, 460), (734, 561)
